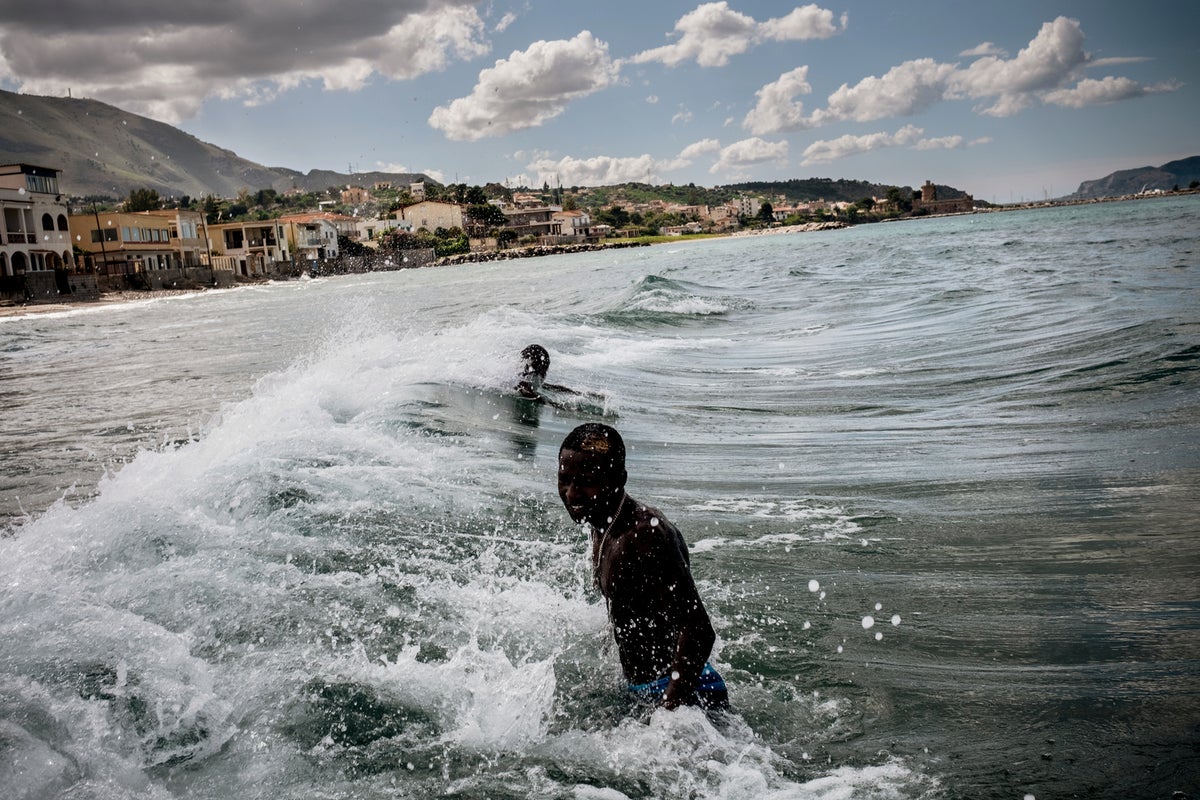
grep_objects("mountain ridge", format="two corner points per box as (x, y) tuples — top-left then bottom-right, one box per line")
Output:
(0, 89), (432, 198)
(2, 89), (1194, 204)
(1065, 156), (1200, 200)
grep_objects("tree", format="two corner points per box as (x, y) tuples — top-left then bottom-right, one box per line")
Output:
(466, 203), (507, 230)
(886, 186), (912, 213)
(596, 205), (630, 228)
(756, 201), (774, 223)
(126, 188), (161, 212)
(253, 188), (279, 208)
(202, 195), (221, 224)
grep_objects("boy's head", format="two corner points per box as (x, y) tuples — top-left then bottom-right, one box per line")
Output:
(558, 424), (627, 526)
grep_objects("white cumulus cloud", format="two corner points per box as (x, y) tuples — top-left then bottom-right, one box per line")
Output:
(527, 139), (724, 186)
(912, 135), (965, 151)
(527, 154), (662, 186)
(631, 2), (844, 68)
(679, 138), (722, 160)
(742, 65), (813, 134)
(428, 31), (619, 141)
(1043, 76), (1182, 108)
(759, 5), (846, 41)
(801, 125), (924, 164)
(710, 137), (789, 175)
(804, 16), (1180, 126)
(812, 58), (958, 125)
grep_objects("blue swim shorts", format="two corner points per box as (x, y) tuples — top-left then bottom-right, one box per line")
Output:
(628, 663), (728, 706)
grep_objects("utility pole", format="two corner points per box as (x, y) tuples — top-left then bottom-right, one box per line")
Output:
(91, 202), (109, 275)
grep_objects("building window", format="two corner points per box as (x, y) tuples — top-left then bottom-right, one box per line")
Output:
(25, 174), (59, 195)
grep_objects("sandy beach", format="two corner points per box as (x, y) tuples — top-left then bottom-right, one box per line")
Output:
(0, 288), (220, 319)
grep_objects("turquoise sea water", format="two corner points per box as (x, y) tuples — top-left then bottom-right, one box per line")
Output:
(2, 196), (1198, 799)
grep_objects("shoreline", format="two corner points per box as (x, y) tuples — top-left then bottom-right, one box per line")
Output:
(0, 287), (231, 319)
(5, 190), (1194, 319)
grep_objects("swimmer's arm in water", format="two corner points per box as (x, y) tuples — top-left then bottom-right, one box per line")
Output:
(515, 380), (569, 409)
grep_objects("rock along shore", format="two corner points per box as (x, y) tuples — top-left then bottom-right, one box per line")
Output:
(727, 220), (848, 237)
(435, 240), (650, 266)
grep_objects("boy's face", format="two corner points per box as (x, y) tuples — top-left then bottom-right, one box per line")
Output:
(557, 447), (625, 526)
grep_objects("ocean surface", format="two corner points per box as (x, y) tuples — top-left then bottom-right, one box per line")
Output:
(2, 196), (1197, 799)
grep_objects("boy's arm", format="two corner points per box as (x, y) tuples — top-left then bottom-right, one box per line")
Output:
(652, 523), (716, 709)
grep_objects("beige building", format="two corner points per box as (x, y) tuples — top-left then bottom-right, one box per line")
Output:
(340, 186), (369, 205)
(135, 209), (208, 267)
(69, 209), (183, 275)
(398, 201), (464, 232)
(206, 219), (290, 276)
(551, 209), (593, 240)
(0, 163), (73, 277)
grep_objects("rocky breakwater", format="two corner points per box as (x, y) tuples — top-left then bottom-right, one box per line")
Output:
(436, 240), (649, 266)
(728, 220), (848, 238)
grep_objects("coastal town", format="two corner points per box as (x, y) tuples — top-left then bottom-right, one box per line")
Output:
(1, 160), (987, 309)
(4, 158), (1194, 312)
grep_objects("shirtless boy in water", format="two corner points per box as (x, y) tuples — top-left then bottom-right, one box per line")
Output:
(516, 344), (577, 402)
(557, 423), (728, 710)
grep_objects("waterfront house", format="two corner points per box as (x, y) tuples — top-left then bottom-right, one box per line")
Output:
(0, 164), (74, 299)
(551, 209), (592, 240)
(398, 201), (464, 232)
(356, 216), (412, 244)
(70, 207), (232, 290)
(206, 219), (290, 276)
(502, 205), (562, 242)
(135, 209), (208, 268)
(278, 214), (340, 263)
(69, 209), (180, 275)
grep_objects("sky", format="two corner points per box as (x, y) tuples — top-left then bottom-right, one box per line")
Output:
(0, 1), (1195, 202)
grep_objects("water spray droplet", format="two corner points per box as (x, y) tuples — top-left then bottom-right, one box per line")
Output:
(808, 579), (820, 592)
(874, 602), (882, 611)
(891, 614), (901, 626)
(874, 631), (883, 641)
(862, 616), (875, 629)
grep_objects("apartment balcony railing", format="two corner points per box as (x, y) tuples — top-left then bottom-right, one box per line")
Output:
(2, 232), (34, 244)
